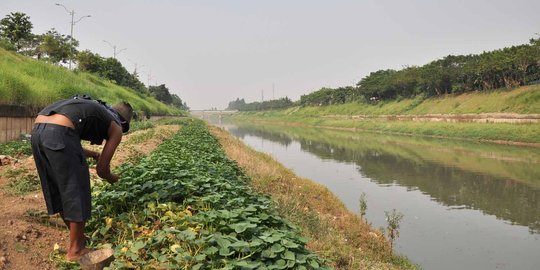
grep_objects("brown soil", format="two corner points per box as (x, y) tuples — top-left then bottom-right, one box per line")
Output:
(0, 125), (179, 270)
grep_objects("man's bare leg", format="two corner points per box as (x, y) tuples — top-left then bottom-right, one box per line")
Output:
(65, 221), (88, 261)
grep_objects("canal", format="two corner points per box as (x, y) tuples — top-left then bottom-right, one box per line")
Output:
(211, 119), (540, 270)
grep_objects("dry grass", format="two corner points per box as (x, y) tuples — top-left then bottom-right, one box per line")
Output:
(84, 124), (181, 168)
(209, 125), (417, 270)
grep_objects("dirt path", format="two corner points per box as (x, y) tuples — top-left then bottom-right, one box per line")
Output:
(0, 125), (179, 270)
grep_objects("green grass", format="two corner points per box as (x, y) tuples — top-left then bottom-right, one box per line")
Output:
(0, 48), (182, 116)
(127, 120), (156, 133)
(230, 114), (540, 144)
(1, 167), (40, 195)
(270, 85), (540, 116)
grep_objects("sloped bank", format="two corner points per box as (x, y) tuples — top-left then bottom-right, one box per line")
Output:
(228, 113), (540, 147)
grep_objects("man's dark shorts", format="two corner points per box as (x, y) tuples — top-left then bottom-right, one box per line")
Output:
(31, 123), (91, 222)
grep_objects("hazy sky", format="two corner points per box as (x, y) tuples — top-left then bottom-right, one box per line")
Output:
(1, 1), (539, 109)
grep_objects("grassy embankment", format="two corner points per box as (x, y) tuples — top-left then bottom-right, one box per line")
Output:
(0, 48), (180, 116)
(231, 86), (540, 144)
(209, 125), (417, 269)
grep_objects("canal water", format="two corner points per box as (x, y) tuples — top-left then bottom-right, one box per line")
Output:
(209, 119), (540, 270)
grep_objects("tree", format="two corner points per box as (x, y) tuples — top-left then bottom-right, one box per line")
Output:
(76, 50), (105, 73)
(37, 29), (78, 64)
(0, 12), (33, 52)
(149, 84), (173, 104)
(76, 51), (147, 94)
(0, 37), (16, 51)
(171, 94), (188, 110)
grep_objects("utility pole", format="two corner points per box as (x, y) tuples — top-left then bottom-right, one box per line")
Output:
(103, 40), (127, 59)
(129, 59), (145, 77)
(142, 69), (153, 87)
(261, 90), (264, 102)
(55, 3), (91, 70)
(272, 83), (275, 100)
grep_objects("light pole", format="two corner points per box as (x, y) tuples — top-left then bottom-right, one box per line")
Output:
(103, 40), (127, 59)
(141, 69), (153, 87)
(128, 59), (146, 76)
(55, 3), (91, 70)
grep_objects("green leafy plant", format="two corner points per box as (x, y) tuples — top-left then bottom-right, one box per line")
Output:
(0, 140), (32, 157)
(385, 209), (404, 251)
(359, 192), (367, 219)
(79, 119), (329, 269)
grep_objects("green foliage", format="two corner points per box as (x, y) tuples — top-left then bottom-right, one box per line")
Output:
(128, 121), (156, 133)
(36, 28), (78, 64)
(171, 93), (189, 110)
(76, 50), (148, 95)
(0, 139), (32, 156)
(227, 97), (294, 111)
(384, 209), (404, 251)
(148, 85), (189, 110)
(300, 87), (358, 107)
(85, 119), (329, 269)
(0, 37), (15, 51)
(0, 12), (33, 51)
(149, 84), (173, 104)
(1, 168), (39, 195)
(359, 192), (367, 219)
(362, 41), (540, 99)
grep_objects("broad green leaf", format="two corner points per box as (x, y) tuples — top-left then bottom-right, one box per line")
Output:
(282, 250), (295, 261)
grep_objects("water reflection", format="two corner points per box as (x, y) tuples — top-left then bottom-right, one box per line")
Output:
(228, 124), (540, 234)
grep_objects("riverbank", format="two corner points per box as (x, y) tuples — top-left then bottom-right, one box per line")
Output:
(209, 125), (418, 269)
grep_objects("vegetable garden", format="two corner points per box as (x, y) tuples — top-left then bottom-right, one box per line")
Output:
(83, 119), (328, 269)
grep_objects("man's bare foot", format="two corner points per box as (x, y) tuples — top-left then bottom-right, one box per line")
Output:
(66, 247), (93, 262)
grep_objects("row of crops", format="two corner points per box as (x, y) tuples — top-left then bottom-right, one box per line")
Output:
(85, 119), (329, 269)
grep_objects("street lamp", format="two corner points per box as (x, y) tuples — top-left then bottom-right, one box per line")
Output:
(103, 40), (127, 59)
(55, 3), (91, 70)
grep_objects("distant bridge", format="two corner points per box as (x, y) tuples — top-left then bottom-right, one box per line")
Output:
(190, 110), (237, 114)
(189, 110), (238, 119)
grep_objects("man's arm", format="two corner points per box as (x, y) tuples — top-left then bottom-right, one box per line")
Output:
(96, 121), (123, 184)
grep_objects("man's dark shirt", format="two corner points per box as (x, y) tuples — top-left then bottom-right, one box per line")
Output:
(38, 98), (120, 145)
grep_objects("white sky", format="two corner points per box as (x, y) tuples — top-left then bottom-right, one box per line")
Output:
(1, 0), (539, 109)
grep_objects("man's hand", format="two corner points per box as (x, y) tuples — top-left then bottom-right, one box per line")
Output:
(106, 174), (119, 184)
(96, 121), (123, 184)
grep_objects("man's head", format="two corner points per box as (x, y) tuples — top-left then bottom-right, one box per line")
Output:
(112, 102), (133, 133)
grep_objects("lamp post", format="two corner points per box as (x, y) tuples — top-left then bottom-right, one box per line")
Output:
(103, 40), (127, 59)
(55, 3), (91, 70)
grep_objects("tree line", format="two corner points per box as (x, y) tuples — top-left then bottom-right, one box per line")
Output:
(0, 12), (188, 111)
(227, 97), (294, 111)
(229, 38), (540, 110)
